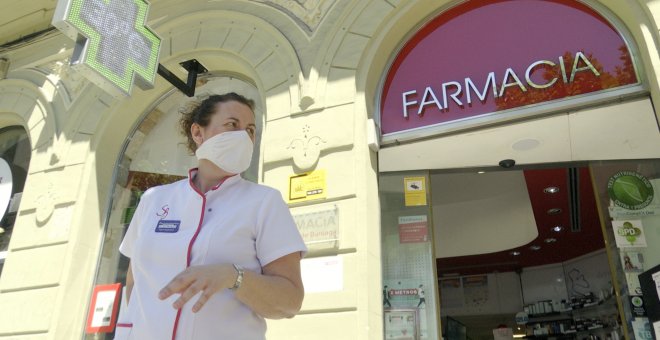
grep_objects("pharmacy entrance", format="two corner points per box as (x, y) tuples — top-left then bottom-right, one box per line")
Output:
(379, 160), (660, 340)
(376, 1), (660, 340)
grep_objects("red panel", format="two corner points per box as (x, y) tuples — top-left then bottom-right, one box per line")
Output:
(85, 283), (122, 334)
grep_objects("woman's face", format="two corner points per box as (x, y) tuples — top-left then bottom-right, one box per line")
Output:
(193, 100), (256, 147)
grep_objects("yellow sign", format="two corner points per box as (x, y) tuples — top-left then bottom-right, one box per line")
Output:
(404, 177), (427, 206)
(289, 169), (327, 202)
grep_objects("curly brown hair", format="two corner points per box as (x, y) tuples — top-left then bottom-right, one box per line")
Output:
(179, 92), (255, 154)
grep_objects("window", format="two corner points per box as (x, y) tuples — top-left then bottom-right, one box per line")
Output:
(0, 126), (31, 276)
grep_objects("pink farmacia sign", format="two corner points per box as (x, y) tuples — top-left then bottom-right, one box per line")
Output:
(380, 0), (638, 137)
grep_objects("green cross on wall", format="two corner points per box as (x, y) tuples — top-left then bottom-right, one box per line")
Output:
(53, 0), (161, 96)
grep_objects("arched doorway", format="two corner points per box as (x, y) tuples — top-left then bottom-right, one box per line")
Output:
(0, 126), (31, 276)
(85, 75), (262, 339)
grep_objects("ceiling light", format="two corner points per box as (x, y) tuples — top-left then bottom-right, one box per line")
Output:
(544, 186), (559, 194)
(544, 238), (557, 243)
(510, 251), (521, 256)
(552, 225), (564, 232)
(478, 171), (486, 174)
(530, 245), (541, 251)
(547, 208), (562, 215)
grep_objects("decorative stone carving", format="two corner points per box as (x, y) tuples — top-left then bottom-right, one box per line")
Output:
(287, 124), (326, 170)
(249, 0), (336, 34)
(35, 183), (57, 225)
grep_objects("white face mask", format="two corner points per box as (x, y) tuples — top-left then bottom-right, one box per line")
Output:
(195, 130), (254, 174)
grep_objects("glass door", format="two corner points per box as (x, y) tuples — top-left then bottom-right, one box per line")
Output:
(380, 171), (440, 340)
(590, 159), (660, 340)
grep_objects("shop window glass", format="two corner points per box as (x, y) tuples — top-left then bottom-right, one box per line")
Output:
(85, 76), (262, 339)
(380, 171), (440, 340)
(590, 159), (660, 340)
(391, 166), (631, 340)
(0, 126), (31, 277)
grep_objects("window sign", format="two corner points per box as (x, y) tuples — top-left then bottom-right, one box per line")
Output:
(613, 220), (648, 248)
(85, 283), (122, 333)
(384, 309), (419, 340)
(607, 171), (656, 211)
(52, 0), (161, 96)
(379, 0), (640, 141)
(403, 177), (426, 206)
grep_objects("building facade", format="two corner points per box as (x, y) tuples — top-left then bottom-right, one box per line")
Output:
(0, 0), (659, 339)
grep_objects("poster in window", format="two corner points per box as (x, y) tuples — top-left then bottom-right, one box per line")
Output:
(621, 251), (644, 273)
(384, 309), (418, 340)
(403, 177), (426, 206)
(632, 317), (653, 339)
(613, 220), (647, 248)
(398, 215), (428, 243)
(626, 273), (644, 296)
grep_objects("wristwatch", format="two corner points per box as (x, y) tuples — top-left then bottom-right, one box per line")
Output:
(230, 264), (244, 290)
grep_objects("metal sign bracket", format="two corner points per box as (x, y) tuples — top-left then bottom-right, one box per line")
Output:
(157, 59), (208, 97)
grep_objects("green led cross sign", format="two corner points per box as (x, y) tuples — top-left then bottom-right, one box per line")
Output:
(52, 0), (161, 96)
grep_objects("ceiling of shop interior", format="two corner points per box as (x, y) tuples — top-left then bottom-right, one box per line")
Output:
(432, 170), (539, 259)
(434, 166), (605, 277)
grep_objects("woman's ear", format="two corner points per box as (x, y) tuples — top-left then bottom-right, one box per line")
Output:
(191, 123), (204, 146)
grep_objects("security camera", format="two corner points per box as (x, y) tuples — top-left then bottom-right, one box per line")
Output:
(499, 159), (516, 168)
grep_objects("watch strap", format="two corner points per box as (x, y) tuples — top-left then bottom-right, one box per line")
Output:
(230, 264), (244, 290)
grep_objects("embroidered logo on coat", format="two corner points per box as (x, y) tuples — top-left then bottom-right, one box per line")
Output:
(156, 204), (169, 219)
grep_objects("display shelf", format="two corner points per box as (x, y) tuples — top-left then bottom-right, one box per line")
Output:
(528, 297), (615, 319)
(522, 325), (614, 339)
(527, 313), (572, 323)
(524, 297), (618, 340)
(522, 334), (573, 339)
(570, 297), (616, 314)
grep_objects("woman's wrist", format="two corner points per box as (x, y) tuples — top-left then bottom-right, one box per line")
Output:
(229, 264), (244, 290)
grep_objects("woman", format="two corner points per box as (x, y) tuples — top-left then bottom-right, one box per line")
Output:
(115, 93), (307, 340)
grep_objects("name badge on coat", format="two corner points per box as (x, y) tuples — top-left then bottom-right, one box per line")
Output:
(155, 220), (180, 233)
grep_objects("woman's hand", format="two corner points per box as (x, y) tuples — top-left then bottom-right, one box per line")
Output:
(159, 264), (236, 313)
(159, 253), (303, 318)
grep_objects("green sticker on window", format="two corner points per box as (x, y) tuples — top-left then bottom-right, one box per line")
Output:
(607, 171), (654, 210)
